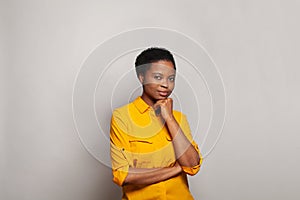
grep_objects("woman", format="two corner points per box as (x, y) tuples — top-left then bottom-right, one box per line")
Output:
(110, 47), (202, 200)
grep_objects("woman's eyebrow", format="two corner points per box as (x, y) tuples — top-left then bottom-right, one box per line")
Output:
(152, 72), (163, 75)
(152, 72), (176, 76)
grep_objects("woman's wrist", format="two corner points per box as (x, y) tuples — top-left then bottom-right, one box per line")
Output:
(165, 115), (176, 125)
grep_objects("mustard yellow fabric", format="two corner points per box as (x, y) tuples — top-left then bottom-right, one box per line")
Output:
(110, 96), (202, 200)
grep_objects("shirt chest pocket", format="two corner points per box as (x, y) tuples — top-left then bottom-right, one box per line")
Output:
(129, 139), (155, 168)
(129, 139), (154, 153)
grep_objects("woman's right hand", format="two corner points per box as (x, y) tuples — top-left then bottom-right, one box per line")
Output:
(174, 161), (182, 174)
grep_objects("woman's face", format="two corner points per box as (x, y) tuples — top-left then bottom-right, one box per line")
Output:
(139, 60), (176, 105)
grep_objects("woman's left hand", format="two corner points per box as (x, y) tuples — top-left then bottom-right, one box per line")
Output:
(154, 98), (174, 122)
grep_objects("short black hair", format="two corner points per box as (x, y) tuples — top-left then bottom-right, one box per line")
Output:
(135, 47), (176, 76)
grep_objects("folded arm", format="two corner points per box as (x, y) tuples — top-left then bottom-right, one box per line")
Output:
(123, 162), (182, 186)
(165, 117), (200, 167)
(154, 98), (201, 168)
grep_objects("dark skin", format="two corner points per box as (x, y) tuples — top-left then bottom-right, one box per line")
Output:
(123, 60), (200, 186)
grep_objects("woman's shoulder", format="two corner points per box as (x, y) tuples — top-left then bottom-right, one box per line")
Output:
(112, 102), (132, 118)
(172, 110), (187, 120)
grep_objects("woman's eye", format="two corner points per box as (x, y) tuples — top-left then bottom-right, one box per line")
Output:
(154, 75), (162, 80)
(169, 77), (175, 82)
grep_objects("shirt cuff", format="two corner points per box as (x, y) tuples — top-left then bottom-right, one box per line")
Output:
(112, 165), (129, 186)
(181, 164), (201, 176)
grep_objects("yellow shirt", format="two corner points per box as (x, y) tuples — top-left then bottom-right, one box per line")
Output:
(110, 96), (202, 200)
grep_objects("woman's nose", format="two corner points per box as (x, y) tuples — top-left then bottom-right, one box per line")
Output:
(160, 78), (168, 88)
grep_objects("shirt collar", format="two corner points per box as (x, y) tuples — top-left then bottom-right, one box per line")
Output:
(133, 96), (150, 113)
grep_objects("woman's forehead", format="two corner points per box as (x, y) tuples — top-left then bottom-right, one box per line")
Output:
(148, 61), (176, 74)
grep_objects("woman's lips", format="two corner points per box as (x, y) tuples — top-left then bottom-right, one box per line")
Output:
(158, 91), (168, 97)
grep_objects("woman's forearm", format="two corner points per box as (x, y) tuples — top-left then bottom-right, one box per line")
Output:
(123, 163), (182, 186)
(153, 99), (200, 167)
(165, 117), (200, 167)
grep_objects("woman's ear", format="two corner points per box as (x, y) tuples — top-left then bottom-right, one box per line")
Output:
(138, 73), (144, 84)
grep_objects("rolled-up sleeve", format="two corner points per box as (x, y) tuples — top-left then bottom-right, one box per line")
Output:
(111, 143), (130, 186)
(179, 114), (203, 176)
(110, 111), (131, 186)
(181, 141), (203, 175)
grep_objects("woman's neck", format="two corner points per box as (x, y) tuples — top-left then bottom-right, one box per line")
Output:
(141, 93), (156, 107)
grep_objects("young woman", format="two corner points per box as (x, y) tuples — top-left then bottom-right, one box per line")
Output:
(110, 47), (202, 200)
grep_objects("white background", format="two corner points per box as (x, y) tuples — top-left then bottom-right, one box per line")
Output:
(1, 0), (300, 199)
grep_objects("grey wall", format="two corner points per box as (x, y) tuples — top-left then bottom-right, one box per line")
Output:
(1, 0), (300, 200)
(1, 0), (6, 197)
